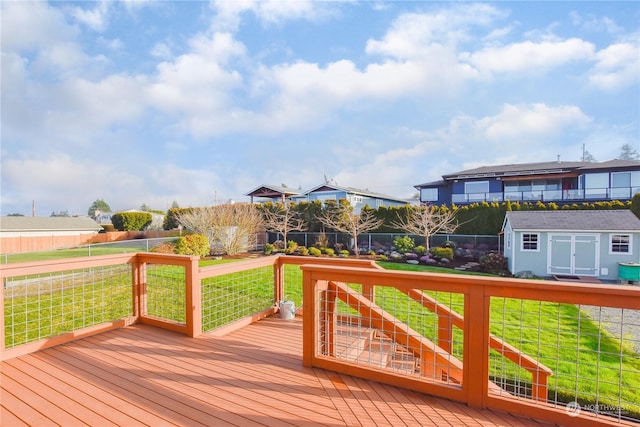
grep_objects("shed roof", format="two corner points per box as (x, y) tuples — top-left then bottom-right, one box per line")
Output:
(0, 216), (102, 232)
(503, 210), (640, 232)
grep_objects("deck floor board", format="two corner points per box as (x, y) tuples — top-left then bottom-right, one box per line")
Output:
(1, 316), (552, 426)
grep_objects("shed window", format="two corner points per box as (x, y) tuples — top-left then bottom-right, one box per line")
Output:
(521, 233), (539, 251)
(610, 234), (631, 254)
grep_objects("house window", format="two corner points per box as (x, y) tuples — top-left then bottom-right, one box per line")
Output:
(521, 233), (539, 251)
(421, 188), (438, 202)
(610, 234), (631, 254)
(464, 181), (489, 202)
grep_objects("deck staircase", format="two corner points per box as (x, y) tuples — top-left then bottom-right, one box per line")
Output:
(323, 280), (548, 395)
(334, 325), (421, 375)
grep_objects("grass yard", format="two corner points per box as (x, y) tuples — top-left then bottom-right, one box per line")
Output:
(3, 246), (140, 263)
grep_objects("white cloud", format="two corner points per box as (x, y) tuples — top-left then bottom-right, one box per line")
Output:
(570, 11), (623, 34)
(0, 1), (77, 51)
(210, 0), (336, 32)
(69, 1), (111, 32)
(462, 38), (595, 74)
(365, 4), (505, 59)
(589, 43), (640, 91)
(476, 103), (591, 140)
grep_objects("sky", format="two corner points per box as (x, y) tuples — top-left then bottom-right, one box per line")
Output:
(1, 1), (639, 216)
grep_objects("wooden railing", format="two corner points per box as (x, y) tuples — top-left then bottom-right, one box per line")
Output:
(2, 253), (639, 426)
(301, 263), (640, 427)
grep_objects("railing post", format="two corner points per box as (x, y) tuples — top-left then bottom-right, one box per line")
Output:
(275, 256), (285, 304)
(464, 286), (490, 409)
(302, 268), (315, 367)
(185, 256), (201, 338)
(132, 256), (145, 319)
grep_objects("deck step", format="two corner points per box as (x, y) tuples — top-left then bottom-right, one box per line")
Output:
(334, 326), (375, 361)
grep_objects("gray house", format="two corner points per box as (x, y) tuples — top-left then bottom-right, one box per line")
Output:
(502, 210), (640, 281)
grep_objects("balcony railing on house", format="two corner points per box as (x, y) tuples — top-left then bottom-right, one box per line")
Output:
(1, 253), (639, 426)
(451, 186), (640, 204)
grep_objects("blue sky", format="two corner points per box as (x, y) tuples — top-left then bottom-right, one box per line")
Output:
(1, 1), (639, 216)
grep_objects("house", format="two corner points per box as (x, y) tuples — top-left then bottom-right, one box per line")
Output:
(501, 209), (640, 281)
(0, 216), (102, 253)
(245, 184), (303, 204)
(247, 182), (412, 213)
(415, 159), (640, 206)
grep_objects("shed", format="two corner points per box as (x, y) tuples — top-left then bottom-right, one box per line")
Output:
(501, 210), (640, 281)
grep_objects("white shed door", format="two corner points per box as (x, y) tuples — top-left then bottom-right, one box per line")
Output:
(547, 234), (599, 276)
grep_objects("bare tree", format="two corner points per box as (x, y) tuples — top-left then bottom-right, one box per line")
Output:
(176, 204), (263, 255)
(259, 202), (307, 244)
(318, 203), (383, 256)
(392, 205), (458, 252)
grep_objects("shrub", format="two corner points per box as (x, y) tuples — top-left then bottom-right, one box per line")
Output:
(480, 252), (509, 274)
(339, 249), (350, 257)
(285, 240), (298, 254)
(100, 224), (115, 232)
(443, 240), (458, 250)
(414, 245), (426, 256)
(393, 236), (415, 254)
(111, 212), (152, 231)
(323, 248), (335, 256)
(298, 246), (309, 256)
(309, 247), (322, 256)
(264, 243), (275, 255)
(430, 246), (454, 260)
(175, 234), (210, 257)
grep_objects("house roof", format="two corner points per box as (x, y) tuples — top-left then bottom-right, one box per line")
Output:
(0, 216), (102, 232)
(302, 183), (410, 204)
(577, 159), (640, 171)
(245, 184), (302, 198)
(431, 159), (640, 183)
(503, 210), (640, 232)
(442, 160), (590, 180)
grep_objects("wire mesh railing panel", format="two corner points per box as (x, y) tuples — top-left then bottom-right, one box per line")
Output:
(283, 264), (303, 308)
(317, 282), (465, 387)
(489, 297), (640, 423)
(201, 265), (274, 332)
(144, 264), (186, 324)
(3, 264), (133, 349)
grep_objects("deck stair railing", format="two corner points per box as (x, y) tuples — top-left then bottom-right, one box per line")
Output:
(399, 287), (553, 401)
(325, 280), (465, 383)
(315, 261), (552, 401)
(323, 280), (527, 396)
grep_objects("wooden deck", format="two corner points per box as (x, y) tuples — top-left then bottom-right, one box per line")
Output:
(1, 316), (553, 426)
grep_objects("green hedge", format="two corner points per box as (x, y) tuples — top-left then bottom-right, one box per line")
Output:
(111, 212), (152, 231)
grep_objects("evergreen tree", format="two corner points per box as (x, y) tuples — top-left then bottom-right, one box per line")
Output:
(88, 199), (111, 217)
